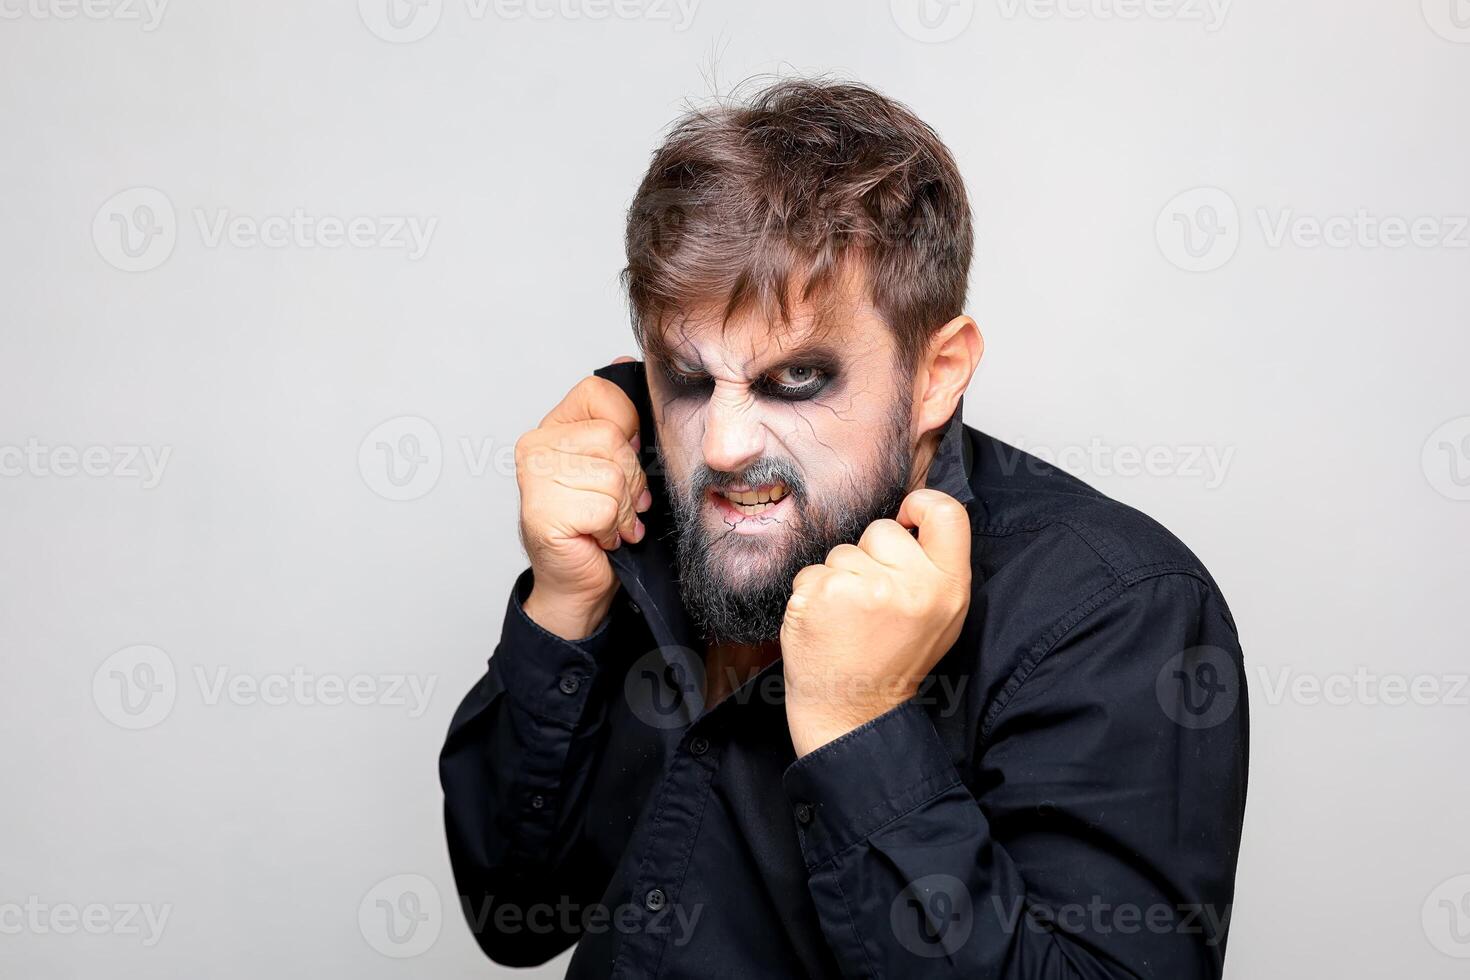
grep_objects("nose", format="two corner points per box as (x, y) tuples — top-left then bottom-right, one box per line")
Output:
(701, 393), (766, 476)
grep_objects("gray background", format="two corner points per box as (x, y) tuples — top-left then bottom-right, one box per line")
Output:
(3, 0), (1468, 976)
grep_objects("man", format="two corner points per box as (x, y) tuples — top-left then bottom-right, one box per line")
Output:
(440, 79), (1247, 978)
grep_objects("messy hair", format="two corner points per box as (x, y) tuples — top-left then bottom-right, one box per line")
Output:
(622, 77), (974, 371)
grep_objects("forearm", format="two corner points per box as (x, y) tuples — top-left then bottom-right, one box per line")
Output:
(785, 575), (1247, 978)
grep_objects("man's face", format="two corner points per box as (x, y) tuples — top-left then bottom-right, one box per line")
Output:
(649, 292), (918, 644)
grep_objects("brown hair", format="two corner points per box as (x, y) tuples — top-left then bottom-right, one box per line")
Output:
(622, 78), (974, 371)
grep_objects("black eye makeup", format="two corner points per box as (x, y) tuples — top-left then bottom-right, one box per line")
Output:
(752, 364), (832, 401)
(652, 356), (838, 403)
(658, 363), (715, 395)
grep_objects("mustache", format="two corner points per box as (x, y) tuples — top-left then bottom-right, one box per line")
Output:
(684, 456), (808, 503)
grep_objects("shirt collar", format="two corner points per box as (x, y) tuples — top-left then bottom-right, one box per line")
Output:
(593, 359), (976, 654)
(924, 397), (976, 508)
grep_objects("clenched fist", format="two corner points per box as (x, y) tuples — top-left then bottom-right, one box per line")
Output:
(517, 363), (652, 641)
(780, 488), (972, 757)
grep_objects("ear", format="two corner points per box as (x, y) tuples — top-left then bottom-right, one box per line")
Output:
(913, 315), (984, 438)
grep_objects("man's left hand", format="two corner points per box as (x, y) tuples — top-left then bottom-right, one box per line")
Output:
(780, 488), (972, 758)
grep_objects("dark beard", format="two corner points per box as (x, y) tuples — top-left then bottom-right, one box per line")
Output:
(661, 405), (913, 645)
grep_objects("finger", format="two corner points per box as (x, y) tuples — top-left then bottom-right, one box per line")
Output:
(856, 518), (926, 568)
(611, 354), (637, 364)
(823, 542), (876, 575)
(550, 456), (642, 543)
(895, 489), (971, 578)
(541, 375), (640, 444)
(539, 483), (624, 551)
(533, 420), (649, 514)
(789, 562), (830, 599)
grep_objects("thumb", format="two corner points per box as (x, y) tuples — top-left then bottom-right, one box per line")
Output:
(896, 488), (971, 578)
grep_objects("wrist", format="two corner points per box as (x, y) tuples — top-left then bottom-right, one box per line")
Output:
(787, 699), (895, 758)
(522, 585), (613, 642)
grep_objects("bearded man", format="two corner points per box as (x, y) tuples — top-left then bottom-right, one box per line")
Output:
(440, 79), (1248, 979)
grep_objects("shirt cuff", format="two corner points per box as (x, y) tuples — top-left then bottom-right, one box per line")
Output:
(781, 700), (963, 870)
(492, 568), (613, 727)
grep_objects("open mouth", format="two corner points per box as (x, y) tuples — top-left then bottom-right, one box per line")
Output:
(708, 482), (794, 529)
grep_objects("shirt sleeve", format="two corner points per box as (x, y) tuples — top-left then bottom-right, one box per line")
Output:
(438, 568), (619, 967)
(781, 572), (1248, 979)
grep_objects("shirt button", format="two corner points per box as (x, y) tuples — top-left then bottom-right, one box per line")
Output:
(530, 795), (545, 810)
(628, 600), (641, 615)
(795, 803), (813, 825)
(689, 736), (710, 756)
(644, 888), (666, 912)
(558, 675), (581, 695)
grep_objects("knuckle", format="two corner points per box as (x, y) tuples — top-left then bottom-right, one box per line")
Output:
(589, 418), (624, 448)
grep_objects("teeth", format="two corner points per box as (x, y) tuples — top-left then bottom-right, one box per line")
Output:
(719, 483), (788, 510)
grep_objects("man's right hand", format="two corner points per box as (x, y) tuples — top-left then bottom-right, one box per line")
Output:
(515, 365), (652, 641)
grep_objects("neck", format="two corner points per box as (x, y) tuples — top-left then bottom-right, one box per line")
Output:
(703, 639), (780, 705)
(907, 428), (943, 495)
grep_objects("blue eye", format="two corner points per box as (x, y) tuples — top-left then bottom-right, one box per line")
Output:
(759, 366), (828, 400)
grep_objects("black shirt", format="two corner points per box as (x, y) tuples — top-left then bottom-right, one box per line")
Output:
(440, 360), (1248, 978)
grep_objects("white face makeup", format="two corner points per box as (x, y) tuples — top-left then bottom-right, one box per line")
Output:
(648, 296), (919, 642)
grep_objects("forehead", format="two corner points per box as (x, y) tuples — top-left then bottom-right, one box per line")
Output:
(652, 293), (895, 372)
